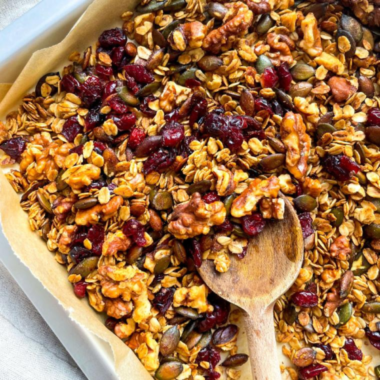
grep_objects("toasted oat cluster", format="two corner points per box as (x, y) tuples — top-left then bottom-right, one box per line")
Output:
(1, 0), (380, 378)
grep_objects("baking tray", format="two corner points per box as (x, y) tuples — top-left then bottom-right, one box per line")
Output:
(0, 1), (118, 379)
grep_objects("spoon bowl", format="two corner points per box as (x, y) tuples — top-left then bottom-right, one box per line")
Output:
(198, 193), (303, 380)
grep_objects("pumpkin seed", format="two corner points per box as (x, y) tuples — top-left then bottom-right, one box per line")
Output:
(197, 55), (223, 72)
(316, 123), (336, 140)
(257, 14), (274, 34)
(136, 0), (168, 13)
(198, 331), (212, 349)
(294, 195), (317, 212)
(255, 55), (273, 74)
(174, 307), (199, 320)
(172, 240), (187, 263)
(74, 197), (98, 210)
(358, 75), (374, 97)
(146, 49), (165, 71)
(207, 2), (228, 20)
(361, 27), (374, 50)
(267, 137), (286, 153)
(184, 331), (202, 349)
(69, 256), (99, 277)
(336, 302), (353, 327)
(367, 196), (380, 212)
(177, 67), (197, 86)
(375, 365), (380, 378)
(160, 356), (184, 364)
(275, 88), (293, 109)
(302, 3), (327, 19)
(163, 0), (186, 12)
(366, 126), (380, 145)
(291, 63), (315, 81)
(351, 252), (371, 275)
(283, 304), (298, 324)
(186, 180), (212, 195)
(160, 326), (180, 356)
(222, 354), (249, 368)
(181, 320), (197, 342)
(259, 153), (285, 171)
(155, 361), (183, 380)
(289, 82), (313, 98)
(240, 89), (255, 116)
(365, 223), (380, 239)
(232, 224), (249, 238)
(116, 86), (140, 106)
(355, 171), (367, 186)
(336, 29), (356, 58)
(331, 208), (344, 227)
(161, 20), (181, 39)
(126, 245), (143, 264)
(37, 192), (53, 214)
(340, 14), (363, 43)
(152, 28), (168, 47)
(41, 220), (51, 242)
(152, 191), (173, 210)
(362, 302), (380, 314)
(136, 81), (161, 97)
(154, 255), (171, 274)
(212, 324), (238, 347)
(224, 194), (237, 215)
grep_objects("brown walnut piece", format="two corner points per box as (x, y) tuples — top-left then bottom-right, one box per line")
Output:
(266, 33), (295, 64)
(102, 230), (131, 256)
(168, 192), (226, 239)
(169, 21), (207, 51)
(280, 112), (311, 182)
(63, 164), (101, 191)
(231, 176), (280, 218)
(212, 165), (236, 196)
(328, 76), (357, 103)
(299, 13), (322, 57)
(330, 235), (352, 260)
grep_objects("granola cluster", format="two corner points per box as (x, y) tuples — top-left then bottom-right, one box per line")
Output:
(1, 0), (380, 378)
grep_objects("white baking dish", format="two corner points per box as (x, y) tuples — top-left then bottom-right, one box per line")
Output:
(0, 1), (118, 379)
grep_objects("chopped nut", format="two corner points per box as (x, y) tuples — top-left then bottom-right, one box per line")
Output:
(169, 22), (207, 51)
(260, 198), (285, 219)
(328, 76), (357, 103)
(299, 13), (322, 57)
(212, 165), (236, 196)
(173, 285), (210, 313)
(102, 230), (131, 256)
(330, 236), (351, 260)
(63, 164), (101, 191)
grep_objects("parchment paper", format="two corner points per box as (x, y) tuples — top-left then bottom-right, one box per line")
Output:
(0, 0), (286, 378)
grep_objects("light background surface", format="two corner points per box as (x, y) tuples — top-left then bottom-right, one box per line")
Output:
(0, 1), (86, 378)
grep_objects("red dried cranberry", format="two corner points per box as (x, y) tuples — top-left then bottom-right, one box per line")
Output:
(299, 364), (327, 379)
(197, 312), (217, 332)
(152, 287), (175, 314)
(343, 338), (363, 361)
(105, 317), (118, 331)
(190, 98), (208, 126)
(73, 281), (88, 298)
(254, 97), (274, 115)
(140, 95), (157, 117)
(123, 219), (146, 247)
(110, 46), (125, 68)
(108, 94), (129, 114)
(164, 109), (181, 122)
(79, 76), (102, 108)
(295, 182), (303, 197)
(98, 28), (126, 48)
(129, 128), (146, 150)
(298, 212), (314, 239)
(95, 64), (113, 80)
(323, 154), (360, 181)
(188, 239), (202, 268)
(124, 74), (140, 95)
(209, 293), (230, 325)
(291, 291), (318, 308)
(196, 347), (221, 379)
(178, 135), (196, 158)
(185, 78), (201, 88)
(94, 141), (107, 152)
(124, 64), (154, 84)
(202, 192), (220, 204)
(69, 246), (92, 264)
(315, 344), (335, 360)
(215, 219), (233, 233)
(0, 137), (26, 161)
(261, 67), (279, 88)
(112, 113), (136, 131)
(162, 121), (185, 147)
(62, 117), (82, 142)
(85, 107), (102, 132)
(60, 74), (80, 94)
(237, 246), (248, 259)
(102, 80), (119, 101)
(225, 124), (244, 151)
(305, 282), (317, 294)
(367, 107), (380, 126)
(241, 213), (266, 237)
(70, 228), (88, 248)
(83, 177), (107, 192)
(365, 328), (380, 350)
(271, 99), (284, 117)
(143, 149), (175, 174)
(70, 145), (84, 155)
(277, 62), (292, 92)
(108, 183), (117, 193)
(87, 224), (105, 255)
(203, 113), (229, 139)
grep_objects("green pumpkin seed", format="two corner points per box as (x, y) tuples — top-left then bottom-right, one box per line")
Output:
(147, 49), (165, 71)
(177, 67), (197, 86)
(136, 81), (161, 97)
(160, 326), (180, 356)
(155, 361), (183, 380)
(366, 126), (380, 145)
(267, 137), (286, 153)
(198, 55), (223, 72)
(375, 365), (380, 378)
(223, 194), (237, 215)
(126, 245), (143, 264)
(198, 331), (212, 349)
(336, 302), (353, 327)
(275, 88), (293, 110)
(291, 63), (315, 81)
(355, 171), (367, 185)
(361, 27), (374, 50)
(259, 153), (285, 172)
(362, 302), (380, 314)
(367, 196), (380, 212)
(351, 252), (371, 275)
(331, 208), (344, 227)
(152, 191), (173, 210)
(354, 143), (366, 165)
(365, 224), (380, 239)
(74, 197), (98, 210)
(222, 354), (249, 368)
(154, 255), (171, 274)
(136, 0), (168, 13)
(160, 356), (184, 365)
(257, 14), (274, 34)
(186, 180), (212, 195)
(316, 123), (336, 140)
(37, 192), (53, 214)
(174, 307), (199, 320)
(294, 195), (317, 212)
(41, 220), (51, 242)
(152, 28), (167, 48)
(181, 320), (196, 342)
(302, 3), (327, 19)
(69, 256), (99, 277)
(207, 2), (228, 20)
(164, 0), (186, 12)
(340, 14), (363, 43)
(240, 89), (255, 116)
(173, 240), (187, 263)
(232, 224), (248, 238)
(161, 20), (181, 39)
(21, 181), (48, 202)
(289, 82), (313, 99)
(184, 331), (202, 349)
(283, 305), (298, 325)
(117, 86), (140, 106)
(255, 55), (273, 74)
(336, 29), (356, 58)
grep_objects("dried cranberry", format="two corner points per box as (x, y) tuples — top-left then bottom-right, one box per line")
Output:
(241, 213), (266, 237)
(185, 78), (201, 88)
(214, 219), (233, 233)
(178, 136), (196, 158)
(123, 219), (146, 247)
(124, 74), (140, 95)
(85, 107), (102, 132)
(255, 97), (274, 115)
(60, 74), (80, 94)
(188, 239), (202, 268)
(323, 154), (360, 181)
(62, 117), (82, 142)
(203, 113), (229, 139)
(102, 80), (119, 101)
(190, 98), (208, 126)
(164, 109), (181, 122)
(79, 76), (102, 108)
(291, 291), (318, 308)
(105, 317), (118, 331)
(129, 128), (146, 150)
(87, 224), (105, 255)
(315, 344), (335, 360)
(83, 177), (107, 192)
(197, 312), (217, 332)
(277, 62), (292, 92)
(202, 192), (220, 204)
(237, 246), (248, 259)
(110, 113), (136, 131)
(261, 67), (279, 88)
(299, 364), (327, 379)
(367, 107), (380, 126)
(124, 64), (154, 84)
(95, 64), (113, 80)
(110, 46), (125, 68)
(196, 347), (221, 379)
(108, 183), (117, 193)
(140, 95), (157, 117)
(69, 246), (92, 264)
(225, 124), (244, 151)
(70, 145), (84, 155)
(98, 28), (126, 48)
(108, 94), (129, 114)
(271, 99), (284, 117)
(366, 328), (380, 350)
(209, 293), (230, 325)
(343, 338), (363, 361)
(152, 287), (175, 314)
(298, 212), (314, 239)
(0, 137), (26, 161)
(143, 148), (175, 174)
(305, 282), (317, 294)
(162, 122), (185, 148)
(70, 228), (88, 248)
(73, 281), (88, 298)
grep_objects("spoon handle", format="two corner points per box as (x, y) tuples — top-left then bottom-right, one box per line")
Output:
(244, 303), (282, 380)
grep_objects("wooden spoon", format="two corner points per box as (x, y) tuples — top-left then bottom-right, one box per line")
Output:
(198, 194), (304, 380)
